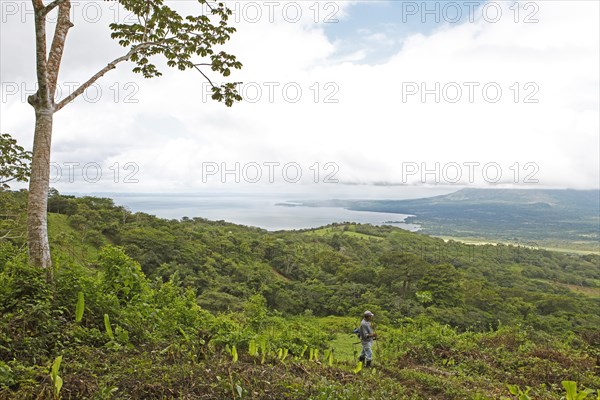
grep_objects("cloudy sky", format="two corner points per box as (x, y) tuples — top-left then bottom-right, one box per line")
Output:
(1, 0), (598, 195)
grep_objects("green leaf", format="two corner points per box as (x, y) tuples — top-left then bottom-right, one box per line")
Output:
(248, 340), (257, 357)
(54, 375), (63, 399)
(300, 344), (308, 358)
(50, 355), (62, 381)
(104, 314), (114, 339)
(580, 389), (595, 400)
(75, 291), (84, 323)
(50, 356), (63, 400)
(282, 348), (288, 362)
(353, 361), (363, 374)
(231, 345), (238, 363)
(260, 340), (266, 364)
(563, 381), (578, 400)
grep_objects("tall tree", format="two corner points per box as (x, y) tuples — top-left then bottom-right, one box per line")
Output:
(26, 0), (242, 276)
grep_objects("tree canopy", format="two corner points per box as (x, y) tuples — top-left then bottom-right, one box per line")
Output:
(0, 134), (31, 190)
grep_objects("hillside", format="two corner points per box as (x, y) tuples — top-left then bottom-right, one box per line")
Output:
(296, 188), (600, 252)
(1, 189), (599, 399)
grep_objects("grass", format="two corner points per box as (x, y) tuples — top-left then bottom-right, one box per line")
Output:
(48, 213), (101, 264)
(306, 226), (384, 241)
(329, 332), (360, 363)
(436, 235), (600, 255)
(557, 282), (600, 298)
(532, 279), (600, 298)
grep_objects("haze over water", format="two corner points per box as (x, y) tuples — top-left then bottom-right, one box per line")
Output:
(74, 189), (452, 231)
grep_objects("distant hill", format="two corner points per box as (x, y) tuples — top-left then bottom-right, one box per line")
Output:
(299, 189), (600, 251)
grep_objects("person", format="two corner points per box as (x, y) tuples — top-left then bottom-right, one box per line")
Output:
(358, 310), (377, 367)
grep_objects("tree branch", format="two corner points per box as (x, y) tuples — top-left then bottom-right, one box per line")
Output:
(0, 177), (17, 185)
(0, 230), (24, 241)
(54, 42), (157, 112)
(152, 44), (217, 89)
(31, 0), (51, 108)
(41, 0), (67, 16)
(193, 65), (216, 88)
(47, 0), (73, 99)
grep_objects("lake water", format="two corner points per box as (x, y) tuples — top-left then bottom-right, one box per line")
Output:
(98, 192), (421, 231)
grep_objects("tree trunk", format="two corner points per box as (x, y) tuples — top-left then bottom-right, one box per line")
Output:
(27, 107), (54, 276)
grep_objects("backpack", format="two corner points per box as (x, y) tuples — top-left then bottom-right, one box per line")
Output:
(353, 327), (361, 339)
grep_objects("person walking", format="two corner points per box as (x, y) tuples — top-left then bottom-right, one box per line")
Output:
(358, 310), (377, 367)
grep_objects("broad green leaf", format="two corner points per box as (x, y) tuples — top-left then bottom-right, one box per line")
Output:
(104, 314), (114, 339)
(50, 355), (62, 381)
(300, 345), (308, 358)
(260, 339), (266, 364)
(248, 340), (257, 357)
(54, 375), (63, 398)
(353, 361), (363, 374)
(75, 291), (84, 323)
(563, 381), (577, 400)
(231, 345), (238, 363)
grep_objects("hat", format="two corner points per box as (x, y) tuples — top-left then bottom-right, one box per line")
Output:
(364, 310), (374, 317)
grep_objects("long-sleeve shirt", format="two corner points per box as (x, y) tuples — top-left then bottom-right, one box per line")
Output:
(359, 318), (373, 344)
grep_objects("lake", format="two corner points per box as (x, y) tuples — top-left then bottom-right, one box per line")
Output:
(96, 192), (422, 231)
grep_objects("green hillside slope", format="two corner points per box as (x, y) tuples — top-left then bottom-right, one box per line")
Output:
(298, 189), (600, 252)
(1, 190), (599, 399)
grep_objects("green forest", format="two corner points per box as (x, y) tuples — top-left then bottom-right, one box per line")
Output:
(297, 188), (600, 252)
(1, 189), (599, 399)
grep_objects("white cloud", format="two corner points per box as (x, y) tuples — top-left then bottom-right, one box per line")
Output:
(1, 0), (598, 193)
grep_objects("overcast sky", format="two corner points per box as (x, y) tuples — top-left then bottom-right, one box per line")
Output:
(1, 0), (598, 195)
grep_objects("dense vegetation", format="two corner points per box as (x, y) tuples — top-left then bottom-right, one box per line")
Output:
(1, 189), (599, 399)
(299, 188), (600, 252)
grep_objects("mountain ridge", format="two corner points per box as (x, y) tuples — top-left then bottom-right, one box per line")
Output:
(296, 188), (600, 251)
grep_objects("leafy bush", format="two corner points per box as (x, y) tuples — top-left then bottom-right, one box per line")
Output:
(0, 252), (61, 362)
(98, 246), (149, 304)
